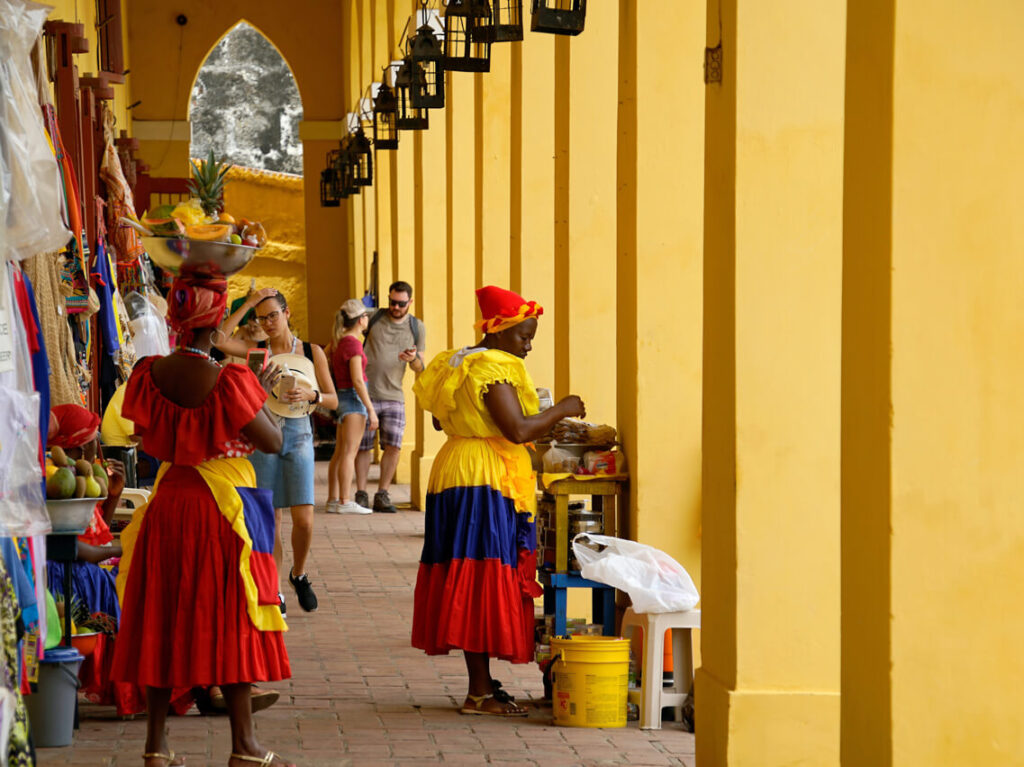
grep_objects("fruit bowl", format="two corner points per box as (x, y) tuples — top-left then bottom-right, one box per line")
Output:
(46, 497), (105, 534)
(141, 236), (258, 278)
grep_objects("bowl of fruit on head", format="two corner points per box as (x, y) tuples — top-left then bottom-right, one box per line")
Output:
(45, 447), (109, 534)
(127, 151), (267, 278)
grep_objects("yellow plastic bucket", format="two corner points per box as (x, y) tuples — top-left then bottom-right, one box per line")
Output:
(551, 635), (630, 728)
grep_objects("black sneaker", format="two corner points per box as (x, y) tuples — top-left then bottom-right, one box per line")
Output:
(278, 592), (287, 619)
(373, 490), (398, 513)
(354, 490), (370, 508)
(288, 570), (318, 612)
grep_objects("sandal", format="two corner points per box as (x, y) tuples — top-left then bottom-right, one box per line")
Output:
(460, 693), (528, 717)
(229, 753), (292, 766)
(143, 752), (185, 766)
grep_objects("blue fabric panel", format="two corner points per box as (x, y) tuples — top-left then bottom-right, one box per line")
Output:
(421, 485), (536, 566)
(46, 561), (121, 626)
(237, 486), (276, 554)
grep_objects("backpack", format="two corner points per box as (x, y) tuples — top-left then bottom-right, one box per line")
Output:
(364, 308), (422, 348)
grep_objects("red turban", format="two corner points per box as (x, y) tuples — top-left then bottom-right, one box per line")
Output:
(167, 275), (228, 346)
(49, 404), (100, 449)
(474, 286), (543, 335)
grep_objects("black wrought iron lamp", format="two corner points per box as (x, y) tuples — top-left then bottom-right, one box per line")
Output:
(394, 58), (430, 130)
(481, 0), (523, 42)
(372, 78), (399, 150)
(443, 0), (492, 72)
(408, 23), (445, 109)
(530, 0), (586, 36)
(336, 147), (359, 198)
(347, 128), (373, 186)
(320, 151), (341, 207)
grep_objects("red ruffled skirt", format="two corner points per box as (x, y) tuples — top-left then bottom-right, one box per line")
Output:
(111, 466), (290, 688)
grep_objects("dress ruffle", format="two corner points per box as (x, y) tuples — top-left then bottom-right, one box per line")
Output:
(122, 357), (267, 466)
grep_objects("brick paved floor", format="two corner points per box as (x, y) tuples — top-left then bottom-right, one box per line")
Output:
(37, 463), (696, 767)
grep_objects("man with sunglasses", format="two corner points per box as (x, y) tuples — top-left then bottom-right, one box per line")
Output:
(354, 281), (426, 513)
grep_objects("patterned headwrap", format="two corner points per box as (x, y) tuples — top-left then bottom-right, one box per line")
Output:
(474, 285), (544, 335)
(167, 274), (228, 346)
(49, 404), (101, 449)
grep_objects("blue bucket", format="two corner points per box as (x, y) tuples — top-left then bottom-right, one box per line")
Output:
(25, 646), (83, 747)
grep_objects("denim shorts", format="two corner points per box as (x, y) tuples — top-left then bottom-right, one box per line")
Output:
(335, 388), (368, 422)
(249, 415), (314, 508)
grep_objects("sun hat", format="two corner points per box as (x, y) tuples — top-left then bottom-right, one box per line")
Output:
(266, 353), (319, 418)
(474, 285), (544, 335)
(341, 298), (369, 322)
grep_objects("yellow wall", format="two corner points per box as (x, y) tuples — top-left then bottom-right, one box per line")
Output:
(222, 166), (308, 338)
(698, 0), (844, 764)
(842, 1), (1024, 765)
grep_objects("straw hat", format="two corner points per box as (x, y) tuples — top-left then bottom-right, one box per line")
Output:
(266, 353), (319, 418)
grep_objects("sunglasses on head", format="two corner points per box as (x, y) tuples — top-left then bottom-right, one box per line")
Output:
(389, 299), (409, 307)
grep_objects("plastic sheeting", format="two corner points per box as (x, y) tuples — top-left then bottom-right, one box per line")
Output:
(0, 0), (72, 262)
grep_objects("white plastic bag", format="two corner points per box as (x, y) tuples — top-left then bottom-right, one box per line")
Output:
(0, 1), (73, 261)
(542, 441), (581, 473)
(125, 291), (170, 357)
(572, 533), (699, 614)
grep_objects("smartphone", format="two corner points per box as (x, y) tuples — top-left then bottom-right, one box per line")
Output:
(246, 348), (269, 374)
(279, 374), (296, 392)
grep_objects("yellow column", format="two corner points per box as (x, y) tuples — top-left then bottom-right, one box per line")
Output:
(411, 118), (448, 509)
(514, 36), (556, 389)
(842, 2), (1024, 765)
(561, 4), (618, 417)
(393, 88), (417, 484)
(446, 71), (478, 346)
(698, 0), (844, 765)
(615, 1), (704, 561)
(478, 46), (512, 289)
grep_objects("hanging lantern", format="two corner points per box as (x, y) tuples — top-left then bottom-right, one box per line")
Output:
(337, 148), (359, 198)
(320, 151), (341, 207)
(480, 0), (523, 42)
(373, 81), (399, 150)
(530, 0), (586, 36)
(443, 0), (492, 72)
(347, 128), (373, 186)
(394, 58), (430, 131)
(408, 24), (445, 109)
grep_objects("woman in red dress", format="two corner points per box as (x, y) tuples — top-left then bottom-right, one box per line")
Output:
(111, 274), (294, 767)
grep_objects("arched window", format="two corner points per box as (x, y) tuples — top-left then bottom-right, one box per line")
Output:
(189, 22), (303, 175)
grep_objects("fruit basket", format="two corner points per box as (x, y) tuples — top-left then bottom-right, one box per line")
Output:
(141, 236), (258, 278)
(46, 497), (105, 535)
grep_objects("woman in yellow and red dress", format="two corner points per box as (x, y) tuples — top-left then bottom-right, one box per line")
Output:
(110, 274), (295, 767)
(412, 286), (586, 717)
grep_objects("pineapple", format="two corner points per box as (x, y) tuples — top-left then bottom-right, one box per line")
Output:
(188, 149), (233, 217)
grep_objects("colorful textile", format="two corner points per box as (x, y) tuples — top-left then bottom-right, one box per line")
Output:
(112, 359), (288, 689)
(49, 403), (100, 449)
(90, 237), (121, 353)
(166, 275), (227, 347)
(474, 286), (543, 335)
(411, 348), (541, 663)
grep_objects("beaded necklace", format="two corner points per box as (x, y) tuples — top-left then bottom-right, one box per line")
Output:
(176, 346), (218, 363)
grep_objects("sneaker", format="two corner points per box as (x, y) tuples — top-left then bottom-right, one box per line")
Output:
(373, 490), (398, 513)
(325, 499), (342, 514)
(278, 592), (287, 619)
(288, 570), (318, 612)
(336, 500), (373, 515)
(354, 490), (370, 508)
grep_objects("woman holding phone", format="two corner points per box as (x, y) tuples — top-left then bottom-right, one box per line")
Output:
(326, 299), (378, 514)
(215, 288), (338, 616)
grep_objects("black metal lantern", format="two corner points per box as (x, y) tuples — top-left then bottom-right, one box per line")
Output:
(530, 0), (586, 36)
(480, 0), (523, 42)
(394, 58), (430, 131)
(372, 81), (399, 150)
(337, 149), (359, 197)
(347, 128), (373, 186)
(443, 0), (492, 72)
(408, 24), (445, 109)
(320, 151), (341, 207)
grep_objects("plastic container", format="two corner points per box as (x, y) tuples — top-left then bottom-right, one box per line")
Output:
(45, 497), (104, 534)
(24, 646), (83, 747)
(551, 635), (630, 728)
